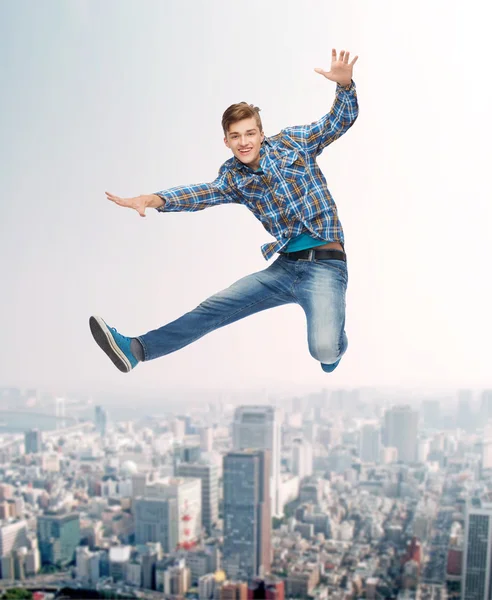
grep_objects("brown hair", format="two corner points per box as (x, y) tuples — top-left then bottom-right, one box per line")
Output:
(222, 102), (263, 136)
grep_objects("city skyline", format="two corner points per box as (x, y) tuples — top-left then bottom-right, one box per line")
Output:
(0, 382), (489, 597)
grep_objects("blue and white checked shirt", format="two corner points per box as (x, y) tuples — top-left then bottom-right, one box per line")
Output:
(155, 81), (359, 260)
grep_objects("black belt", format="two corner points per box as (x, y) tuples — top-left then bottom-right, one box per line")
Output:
(281, 249), (346, 262)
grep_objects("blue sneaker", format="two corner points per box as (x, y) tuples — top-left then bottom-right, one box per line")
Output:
(89, 316), (139, 373)
(321, 358), (341, 373)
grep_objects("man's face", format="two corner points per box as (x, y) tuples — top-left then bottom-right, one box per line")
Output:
(224, 117), (264, 169)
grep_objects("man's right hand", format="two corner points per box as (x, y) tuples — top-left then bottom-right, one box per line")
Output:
(105, 192), (164, 217)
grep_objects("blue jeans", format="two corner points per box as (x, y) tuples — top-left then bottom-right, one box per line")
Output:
(137, 254), (348, 371)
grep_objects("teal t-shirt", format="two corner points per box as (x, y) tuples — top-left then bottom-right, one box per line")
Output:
(284, 232), (329, 252)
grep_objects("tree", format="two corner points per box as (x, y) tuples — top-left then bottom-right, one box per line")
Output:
(2, 589), (33, 600)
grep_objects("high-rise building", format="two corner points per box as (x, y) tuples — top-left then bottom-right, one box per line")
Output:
(174, 445), (201, 466)
(175, 463), (218, 534)
(134, 497), (178, 553)
(169, 563), (191, 596)
(200, 427), (213, 453)
(141, 545), (160, 590)
(199, 573), (216, 599)
(186, 543), (220, 584)
(359, 425), (381, 463)
(75, 546), (95, 584)
(37, 512), (80, 566)
(54, 397), (66, 429)
(24, 429), (42, 454)
(233, 406), (281, 516)
(171, 419), (186, 441)
(109, 546), (131, 582)
(0, 485), (13, 502)
(480, 440), (492, 471)
(417, 438), (430, 463)
(223, 450), (271, 581)
(462, 500), (492, 599)
(126, 560), (142, 587)
(0, 520), (29, 558)
(383, 406), (418, 463)
(95, 406), (109, 436)
(481, 390), (492, 421)
(421, 400), (441, 429)
(458, 389), (475, 431)
(144, 477), (202, 550)
(291, 439), (313, 480)
(131, 471), (157, 499)
(1, 554), (14, 579)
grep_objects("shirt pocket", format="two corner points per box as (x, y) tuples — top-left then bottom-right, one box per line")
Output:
(280, 159), (310, 204)
(235, 174), (260, 203)
(282, 158), (307, 185)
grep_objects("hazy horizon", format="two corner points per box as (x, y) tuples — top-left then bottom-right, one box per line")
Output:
(1, 0), (491, 395)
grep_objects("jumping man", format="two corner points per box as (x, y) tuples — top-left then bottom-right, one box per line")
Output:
(90, 48), (359, 374)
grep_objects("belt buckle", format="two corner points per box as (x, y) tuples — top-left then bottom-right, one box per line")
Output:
(299, 249), (315, 262)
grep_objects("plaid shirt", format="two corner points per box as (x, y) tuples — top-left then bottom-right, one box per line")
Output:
(156, 81), (359, 260)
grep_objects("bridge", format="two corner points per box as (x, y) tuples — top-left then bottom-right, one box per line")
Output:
(0, 409), (79, 423)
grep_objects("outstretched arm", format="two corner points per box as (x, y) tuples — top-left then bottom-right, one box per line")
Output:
(282, 49), (359, 156)
(105, 169), (238, 217)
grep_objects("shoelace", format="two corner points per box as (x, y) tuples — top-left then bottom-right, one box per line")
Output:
(109, 326), (129, 342)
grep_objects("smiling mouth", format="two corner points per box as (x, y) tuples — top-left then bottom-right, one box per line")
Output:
(239, 149), (252, 155)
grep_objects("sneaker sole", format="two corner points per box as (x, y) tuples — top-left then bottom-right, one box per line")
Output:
(89, 316), (132, 373)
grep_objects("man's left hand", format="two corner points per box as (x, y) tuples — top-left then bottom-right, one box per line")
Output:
(315, 48), (358, 87)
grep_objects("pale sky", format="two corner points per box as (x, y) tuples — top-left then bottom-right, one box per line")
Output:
(1, 0), (491, 395)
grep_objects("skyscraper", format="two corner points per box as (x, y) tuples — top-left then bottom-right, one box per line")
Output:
(175, 463), (218, 534)
(421, 400), (440, 429)
(37, 512), (80, 566)
(200, 427), (213, 452)
(95, 405), (109, 436)
(481, 390), (492, 421)
(24, 429), (42, 454)
(291, 439), (313, 480)
(222, 450), (271, 581)
(383, 405), (418, 463)
(359, 425), (381, 464)
(462, 500), (492, 599)
(233, 406), (280, 516)
(480, 440), (492, 471)
(174, 444), (201, 466)
(134, 497), (178, 553)
(54, 397), (66, 429)
(458, 389), (474, 431)
(0, 520), (29, 558)
(144, 477), (202, 550)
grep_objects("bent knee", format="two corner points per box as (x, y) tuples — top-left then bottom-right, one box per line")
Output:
(308, 342), (341, 365)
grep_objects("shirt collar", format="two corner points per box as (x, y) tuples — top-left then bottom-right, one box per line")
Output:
(233, 139), (273, 173)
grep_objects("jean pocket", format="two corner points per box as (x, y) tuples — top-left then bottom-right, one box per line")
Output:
(315, 259), (348, 280)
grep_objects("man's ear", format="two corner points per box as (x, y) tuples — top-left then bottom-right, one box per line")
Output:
(224, 136), (230, 149)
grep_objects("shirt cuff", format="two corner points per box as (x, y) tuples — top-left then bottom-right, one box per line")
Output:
(153, 192), (167, 212)
(336, 80), (355, 93)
